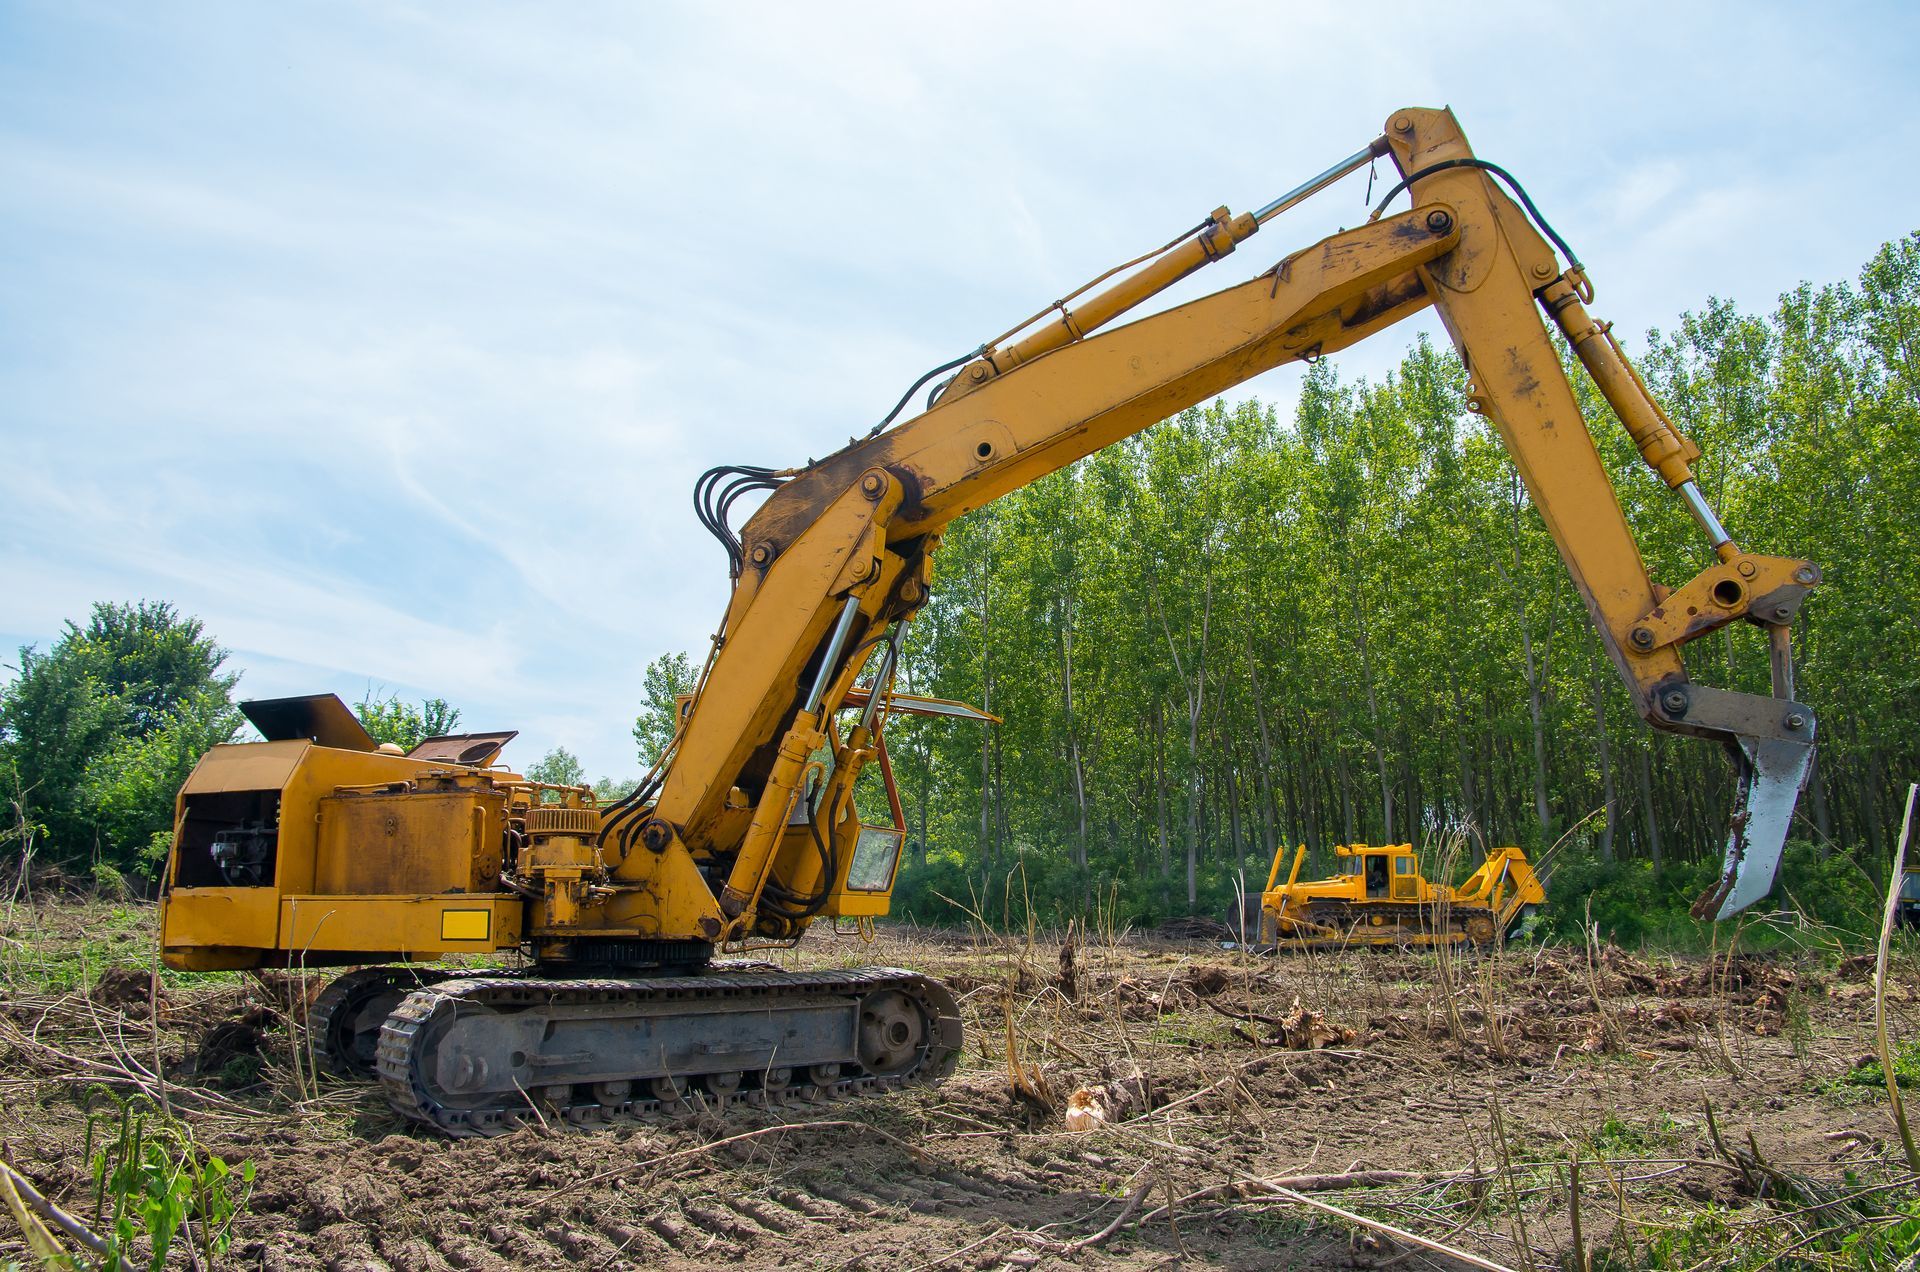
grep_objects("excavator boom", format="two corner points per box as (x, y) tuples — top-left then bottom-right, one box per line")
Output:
(632, 106), (1814, 930)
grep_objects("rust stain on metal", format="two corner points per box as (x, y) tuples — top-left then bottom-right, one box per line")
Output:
(1505, 346), (1542, 399)
(1341, 275), (1430, 330)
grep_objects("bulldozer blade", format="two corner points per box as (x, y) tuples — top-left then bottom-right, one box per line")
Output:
(1692, 733), (1815, 922)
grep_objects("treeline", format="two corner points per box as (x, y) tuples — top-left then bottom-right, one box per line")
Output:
(881, 234), (1920, 938)
(0, 601), (476, 885)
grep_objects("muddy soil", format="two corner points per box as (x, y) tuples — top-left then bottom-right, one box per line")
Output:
(2, 907), (1915, 1270)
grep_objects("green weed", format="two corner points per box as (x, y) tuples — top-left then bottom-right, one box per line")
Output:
(1841, 1194), (1920, 1265)
(83, 1093), (256, 1270)
(1144, 1013), (1236, 1047)
(1584, 1112), (1692, 1157)
(1819, 1040), (1920, 1103)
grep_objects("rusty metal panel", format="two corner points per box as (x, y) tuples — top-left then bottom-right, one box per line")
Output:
(181, 740), (309, 795)
(314, 789), (504, 896)
(240, 694), (379, 750)
(162, 886), (280, 950)
(405, 731), (518, 766)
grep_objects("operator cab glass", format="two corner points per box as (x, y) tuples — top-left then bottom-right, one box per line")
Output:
(795, 702), (909, 896)
(843, 743), (906, 894)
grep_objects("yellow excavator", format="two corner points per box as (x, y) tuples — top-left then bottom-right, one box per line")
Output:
(157, 107), (1820, 1134)
(1252, 844), (1546, 949)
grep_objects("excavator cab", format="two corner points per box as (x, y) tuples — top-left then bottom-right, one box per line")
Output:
(757, 685), (996, 929)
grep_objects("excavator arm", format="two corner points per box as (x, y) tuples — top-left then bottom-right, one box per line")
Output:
(603, 106), (1817, 942)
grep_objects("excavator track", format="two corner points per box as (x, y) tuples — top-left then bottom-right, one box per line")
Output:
(310, 965), (453, 1075)
(374, 966), (961, 1136)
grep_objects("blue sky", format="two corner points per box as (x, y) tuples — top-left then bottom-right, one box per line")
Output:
(3, 2), (1916, 780)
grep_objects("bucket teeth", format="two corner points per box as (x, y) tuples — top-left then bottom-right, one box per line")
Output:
(1693, 733), (1815, 922)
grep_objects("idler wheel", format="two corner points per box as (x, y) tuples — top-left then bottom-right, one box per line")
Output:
(857, 989), (928, 1076)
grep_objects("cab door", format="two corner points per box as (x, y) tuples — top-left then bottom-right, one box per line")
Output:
(1391, 853), (1420, 900)
(1365, 854), (1389, 898)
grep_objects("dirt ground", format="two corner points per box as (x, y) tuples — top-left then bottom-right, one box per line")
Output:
(3, 902), (1918, 1270)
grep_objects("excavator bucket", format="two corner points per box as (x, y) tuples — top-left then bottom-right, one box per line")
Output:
(1694, 731), (1816, 921)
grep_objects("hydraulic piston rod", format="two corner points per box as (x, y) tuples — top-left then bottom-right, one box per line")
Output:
(1254, 138), (1391, 224)
(942, 138), (1393, 402)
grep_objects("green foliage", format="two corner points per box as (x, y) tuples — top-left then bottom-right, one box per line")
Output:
(1842, 1194), (1920, 1265)
(0, 602), (240, 876)
(84, 690), (243, 872)
(89, 862), (132, 901)
(526, 747), (583, 787)
(1825, 1040), (1920, 1098)
(1534, 839), (1881, 946)
(1585, 1112), (1689, 1157)
(353, 693), (460, 752)
(525, 746), (586, 800)
(84, 1095), (256, 1270)
(592, 775), (640, 802)
(632, 651), (696, 766)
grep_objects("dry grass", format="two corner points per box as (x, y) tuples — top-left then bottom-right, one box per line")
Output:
(1, 897), (1917, 1269)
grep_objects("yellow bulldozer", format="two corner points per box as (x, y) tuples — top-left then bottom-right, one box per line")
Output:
(1248, 843), (1546, 950)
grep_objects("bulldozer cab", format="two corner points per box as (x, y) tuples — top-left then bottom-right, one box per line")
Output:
(1334, 844), (1420, 900)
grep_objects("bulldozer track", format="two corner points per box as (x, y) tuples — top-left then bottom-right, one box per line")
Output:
(374, 966), (961, 1136)
(1302, 900), (1494, 929)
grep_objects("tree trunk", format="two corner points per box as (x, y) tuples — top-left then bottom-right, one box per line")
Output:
(1588, 651), (1617, 861)
(1351, 580), (1394, 840)
(1244, 634), (1281, 868)
(1153, 579), (1212, 911)
(1225, 750), (1246, 890)
(1151, 701), (1171, 907)
(1636, 741), (1661, 871)
(1449, 673), (1477, 834)
(1336, 746), (1356, 844)
(1056, 602), (1090, 878)
(1496, 482), (1553, 835)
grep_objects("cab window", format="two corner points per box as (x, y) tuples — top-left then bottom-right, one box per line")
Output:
(1395, 856), (1415, 876)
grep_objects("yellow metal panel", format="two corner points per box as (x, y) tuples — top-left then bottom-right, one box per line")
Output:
(600, 839), (725, 939)
(280, 894), (521, 955)
(162, 887), (280, 949)
(440, 908), (491, 941)
(163, 947), (263, 971)
(274, 744), (468, 897)
(315, 788), (503, 896)
(181, 740), (309, 795)
(832, 889), (891, 918)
